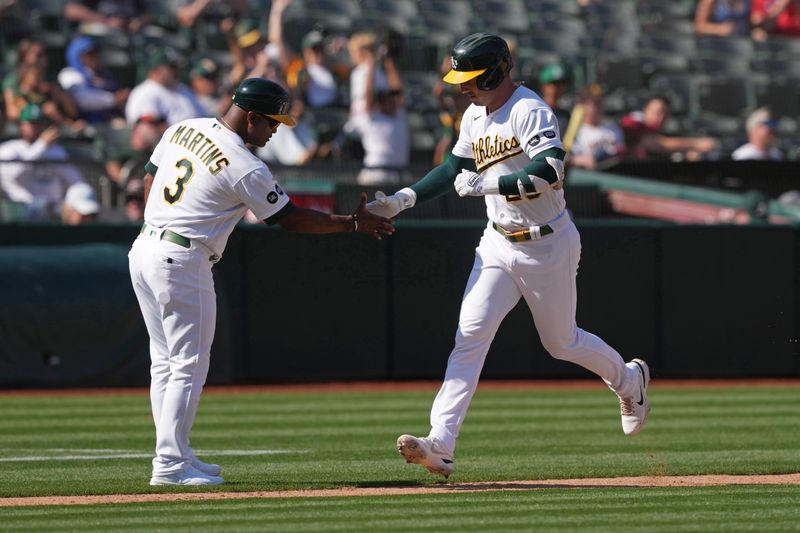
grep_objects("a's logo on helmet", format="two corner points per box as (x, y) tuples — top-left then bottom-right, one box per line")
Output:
(451, 57), (458, 69)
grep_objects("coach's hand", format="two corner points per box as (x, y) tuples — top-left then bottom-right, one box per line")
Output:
(365, 187), (416, 218)
(454, 169), (499, 197)
(354, 193), (395, 240)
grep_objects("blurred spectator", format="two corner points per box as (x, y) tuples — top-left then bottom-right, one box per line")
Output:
(64, 0), (150, 33)
(256, 96), (318, 166)
(293, 29), (340, 108)
(0, 104), (87, 221)
(106, 115), (167, 186)
(123, 177), (145, 222)
(58, 35), (130, 124)
(125, 50), (207, 125)
(732, 107), (784, 160)
(569, 87), (625, 169)
(61, 181), (100, 225)
(695, 0), (752, 37)
(538, 63), (572, 137)
(0, 0), (34, 44)
(751, 0), (800, 39)
(190, 56), (226, 116)
(5, 63), (83, 130)
(347, 31), (391, 118)
(432, 56), (470, 165)
(620, 96), (719, 161)
(172, 0), (249, 27)
(351, 88), (410, 186)
(222, 17), (281, 89)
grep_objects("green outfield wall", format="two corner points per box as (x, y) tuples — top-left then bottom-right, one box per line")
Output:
(0, 220), (797, 387)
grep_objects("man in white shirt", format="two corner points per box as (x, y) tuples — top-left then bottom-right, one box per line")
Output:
(125, 49), (207, 126)
(732, 107), (784, 160)
(129, 78), (394, 486)
(0, 103), (86, 221)
(569, 88), (625, 169)
(368, 33), (651, 478)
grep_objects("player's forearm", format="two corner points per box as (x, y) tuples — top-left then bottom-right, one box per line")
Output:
(496, 148), (565, 196)
(410, 155), (475, 203)
(276, 207), (355, 234)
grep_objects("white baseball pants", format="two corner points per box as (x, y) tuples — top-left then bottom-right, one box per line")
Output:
(129, 234), (216, 476)
(427, 216), (639, 456)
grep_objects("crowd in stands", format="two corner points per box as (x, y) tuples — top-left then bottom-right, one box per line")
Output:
(0, 0), (797, 224)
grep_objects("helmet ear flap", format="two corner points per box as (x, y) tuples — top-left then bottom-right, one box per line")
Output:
(476, 52), (512, 91)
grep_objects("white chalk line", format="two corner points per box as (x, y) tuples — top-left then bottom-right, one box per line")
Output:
(0, 449), (306, 462)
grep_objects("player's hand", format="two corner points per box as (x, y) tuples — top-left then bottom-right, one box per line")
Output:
(365, 187), (416, 218)
(354, 193), (395, 240)
(454, 169), (498, 197)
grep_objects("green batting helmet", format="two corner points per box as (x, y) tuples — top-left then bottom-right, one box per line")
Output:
(232, 78), (296, 126)
(443, 32), (513, 91)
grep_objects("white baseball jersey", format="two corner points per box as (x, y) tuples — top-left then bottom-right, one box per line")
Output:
(452, 84), (565, 228)
(144, 117), (292, 258)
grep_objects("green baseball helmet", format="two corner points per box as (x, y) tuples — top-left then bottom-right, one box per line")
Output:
(232, 78), (296, 126)
(443, 32), (513, 91)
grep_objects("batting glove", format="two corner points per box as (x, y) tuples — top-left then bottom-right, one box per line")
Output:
(365, 187), (417, 218)
(454, 169), (499, 197)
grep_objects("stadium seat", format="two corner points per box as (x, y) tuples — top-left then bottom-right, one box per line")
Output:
(696, 36), (755, 59)
(697, 76), (754, 118)
(524, 0), (581, 17)
(472, 0), (529, 33)
(595, 55), (654, 95)
(649, 73), (706, 117)
(754, 80), (800, 118)
(690, 56), (751, 76)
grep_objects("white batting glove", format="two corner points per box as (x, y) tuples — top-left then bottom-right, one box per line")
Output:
(454, 169), (499, 197)
(365, 187), (417, 218)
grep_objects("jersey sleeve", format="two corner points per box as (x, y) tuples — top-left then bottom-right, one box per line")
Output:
(516, 105), (563, 159)
(145, 124), (176, 175)
(451, 105), (474, 159)
(233, 167), (293, 222)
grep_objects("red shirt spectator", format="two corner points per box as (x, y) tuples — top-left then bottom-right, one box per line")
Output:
(752, 0), (800, 37)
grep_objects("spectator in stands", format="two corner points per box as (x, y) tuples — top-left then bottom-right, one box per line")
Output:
(105, 115), (167, 186)
(695, 0), (753, 37)
(538, 63), (573, 137)
(256, 96), (319, 166)
(0, 103), (87, 221)
(172, 0), (250, 28)
(58, 35), (130, 124)
(347, 31), (392, 118)
(125, 50), (207, 125)
(569, 87), (625, 169)
(64, 0), (150, 33)
(265, 0), (340, 109)
(351, 87), (410, 186)
(432, 55), (471, 166)
(190, 56), (225, 116)
(222, 17), (281, 89)
(751, 0), (800, 39)
(732, 107), (784, 160)
(61, 181), (100, 225)
(620, 95), (719, 161)
(123, 177), (145, 222)
(6, 63), (84, 130)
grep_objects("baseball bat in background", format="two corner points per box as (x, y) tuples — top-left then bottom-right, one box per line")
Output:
(561, 103), (585, 153)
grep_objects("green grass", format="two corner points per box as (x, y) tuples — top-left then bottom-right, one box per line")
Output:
(1, 385), (798, 531)
(3, 487), (800, 532)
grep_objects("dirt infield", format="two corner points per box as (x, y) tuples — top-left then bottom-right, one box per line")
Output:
(2, 474), (799, 507)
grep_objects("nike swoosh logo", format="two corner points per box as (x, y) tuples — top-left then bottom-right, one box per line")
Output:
(634, 360), (645, 406)
(442, 459), (453, 464)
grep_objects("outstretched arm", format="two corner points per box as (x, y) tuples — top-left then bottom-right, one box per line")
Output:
(275, 193), (394, 239)
(366, 155), (476, 218)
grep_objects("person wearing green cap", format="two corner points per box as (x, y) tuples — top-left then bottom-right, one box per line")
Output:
(125, 49), (207, 126)
(538, 62), (573, 137)
(0, 103), (88, 221)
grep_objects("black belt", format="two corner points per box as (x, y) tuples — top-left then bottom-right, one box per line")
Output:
(140, 223), (191, 248)
(492, 222), (553, 242)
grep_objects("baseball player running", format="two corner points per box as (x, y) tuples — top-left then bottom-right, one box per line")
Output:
(129, 78), (394, 486)
(367, 33), (650, 478)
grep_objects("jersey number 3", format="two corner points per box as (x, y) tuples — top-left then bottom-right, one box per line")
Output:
(164, 158), (194, 204)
